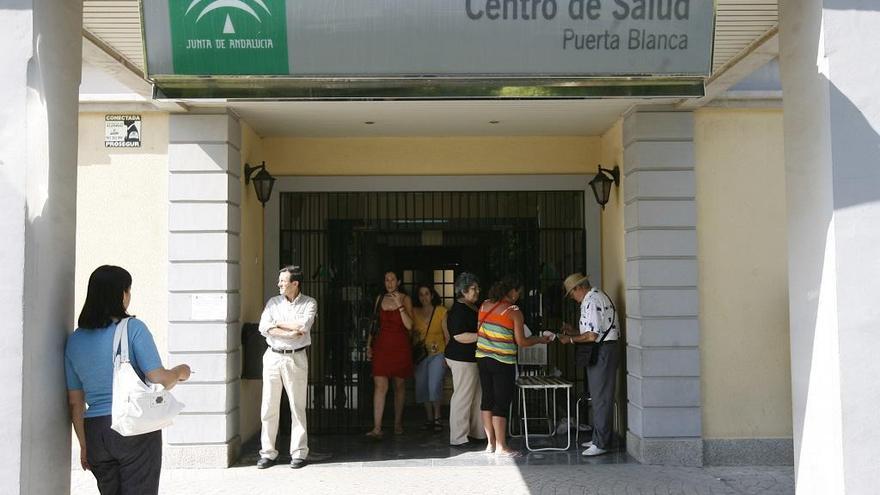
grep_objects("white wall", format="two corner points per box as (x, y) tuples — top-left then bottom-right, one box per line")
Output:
(76, 113), (169, 355)
(780, 1), (880, 492)
(0, 1), (82, 493)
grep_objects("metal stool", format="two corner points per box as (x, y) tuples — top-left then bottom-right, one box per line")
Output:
(516, 376), (573, 452)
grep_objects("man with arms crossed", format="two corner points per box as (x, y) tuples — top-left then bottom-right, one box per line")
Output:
(558, 272), (619, 457)
(257, 265), (317, 469)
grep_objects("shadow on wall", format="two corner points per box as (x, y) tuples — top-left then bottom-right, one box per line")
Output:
(782, 4), (880, 490)
(789, 84), (880, 495)
(20, 6), (83, 495)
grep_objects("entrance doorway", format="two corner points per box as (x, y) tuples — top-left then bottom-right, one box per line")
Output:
(276, 189), (588, 433)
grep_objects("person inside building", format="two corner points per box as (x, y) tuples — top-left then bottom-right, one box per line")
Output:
(476, 274), (551, 457)
(444, 272), (487, 448)
(256, 265), (317, 469)
(65, 265), (191, 494)
(558, 272), (619, 457)
(366, 270), (414, 438)
(412, 283), (449, 432)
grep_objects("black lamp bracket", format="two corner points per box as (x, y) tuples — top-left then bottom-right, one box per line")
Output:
(244, 161), (267, 185)
(599, 165), (620, 186)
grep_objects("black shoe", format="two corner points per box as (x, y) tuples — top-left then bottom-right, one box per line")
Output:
(290, 458), (307, 469)
(256, 457), (276, 469)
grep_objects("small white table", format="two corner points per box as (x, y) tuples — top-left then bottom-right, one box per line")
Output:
(515, 376), (573, 452)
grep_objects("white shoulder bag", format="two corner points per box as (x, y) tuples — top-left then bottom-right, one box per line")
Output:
(111, 318), (185, 436)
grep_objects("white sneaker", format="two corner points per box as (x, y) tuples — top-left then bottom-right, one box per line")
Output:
(580, 441), (593, 448)
(581, 445), (607, 456)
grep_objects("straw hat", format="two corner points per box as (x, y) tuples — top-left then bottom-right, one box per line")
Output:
(562, 272), (591, 298)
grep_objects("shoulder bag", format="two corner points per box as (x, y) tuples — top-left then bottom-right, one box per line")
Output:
(111, 318), (185, 436)
(368, 294), (383, 339)
(411, 307), (434, 365)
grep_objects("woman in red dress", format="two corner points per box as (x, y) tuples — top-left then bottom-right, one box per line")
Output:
(366, 270), (414, 437)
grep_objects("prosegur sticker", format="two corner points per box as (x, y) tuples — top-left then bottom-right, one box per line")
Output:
(105, 114), (141, 148)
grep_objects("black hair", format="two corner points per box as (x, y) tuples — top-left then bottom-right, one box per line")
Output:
(279, 265), (304, 286)
(413, 283), (442, 308)
(487, 274), (524, 302)
(77, 265), (132, 329)
(379, 270), (408, 300)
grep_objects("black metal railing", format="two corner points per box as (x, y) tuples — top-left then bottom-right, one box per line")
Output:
(279, 190), (587, 433)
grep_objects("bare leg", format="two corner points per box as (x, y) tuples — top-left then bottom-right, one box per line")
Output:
(393, 377), (406, 433)
(423, 402), (433, 422)
(493, 417), (514, 454)
(481, 411), (495, 452)
(432, 401), (442, 421)
(370, 376), (389, 434)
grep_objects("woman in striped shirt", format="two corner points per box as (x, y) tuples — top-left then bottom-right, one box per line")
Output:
(475, 274), (551, 456)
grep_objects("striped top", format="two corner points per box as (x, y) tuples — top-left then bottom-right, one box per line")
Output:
(475, 301), (519, 365)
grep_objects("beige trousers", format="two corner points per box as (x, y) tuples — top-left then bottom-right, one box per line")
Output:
(260, 349), (309, 460)
(446, 358), (486, 445)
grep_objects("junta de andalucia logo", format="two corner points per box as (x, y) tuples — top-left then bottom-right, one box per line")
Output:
(186, 0), (272, 36)
(169, 0), (289, 75)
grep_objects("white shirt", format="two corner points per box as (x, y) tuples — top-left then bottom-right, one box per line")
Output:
(578, 288), (619, 342)
(259, 293), (317, 351)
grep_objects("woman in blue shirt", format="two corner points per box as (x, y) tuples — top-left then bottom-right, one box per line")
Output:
(66, 265), (191, 495)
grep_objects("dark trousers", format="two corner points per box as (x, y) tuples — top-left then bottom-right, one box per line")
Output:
(477, 357), (516, 418)
(585, 343), (620, 449)
(84, 416), (163, 495)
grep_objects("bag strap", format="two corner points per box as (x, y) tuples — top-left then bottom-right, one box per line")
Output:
(478, 300), (506, 329)
(419, 306), (437, 340)
(373, 294), (383, 316)
(112, 317), (131, 363)
(594, 292), (617, 345)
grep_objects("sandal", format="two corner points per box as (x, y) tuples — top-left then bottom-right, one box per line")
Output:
(420, 421), (433, 431)
(432, 419), (443, 432)
(394, 425), (405, 435)
(365, 430), (384, 440)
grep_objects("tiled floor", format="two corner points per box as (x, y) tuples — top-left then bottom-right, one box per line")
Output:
(237, 422), (630, 468)
(72, 420), (795, 494)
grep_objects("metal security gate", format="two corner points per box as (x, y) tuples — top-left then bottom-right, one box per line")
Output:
(278, 191), (586, 433)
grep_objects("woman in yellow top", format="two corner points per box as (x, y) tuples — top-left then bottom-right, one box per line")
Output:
(412, 283), (449, 432)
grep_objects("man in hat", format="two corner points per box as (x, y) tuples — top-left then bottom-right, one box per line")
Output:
(559, 273), (619, 457)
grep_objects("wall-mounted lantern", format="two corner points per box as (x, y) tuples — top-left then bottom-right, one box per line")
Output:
(588, 165), (620, 210)
(244, 161), (276, 207)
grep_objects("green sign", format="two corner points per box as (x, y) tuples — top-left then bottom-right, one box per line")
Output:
(168, 0), (289, 75)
